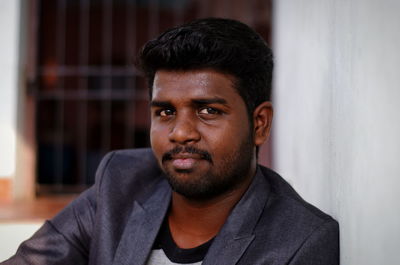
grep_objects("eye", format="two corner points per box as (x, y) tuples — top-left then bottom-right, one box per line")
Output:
(158, 109), (175, 117)
(198, 107), (220, 115)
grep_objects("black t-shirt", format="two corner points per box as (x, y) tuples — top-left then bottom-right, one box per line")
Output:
(147, 218), (214, 264)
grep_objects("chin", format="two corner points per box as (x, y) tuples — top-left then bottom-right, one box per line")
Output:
(163, 170), (238, 201)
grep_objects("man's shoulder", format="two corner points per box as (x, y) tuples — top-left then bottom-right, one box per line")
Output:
(239, 166), (339, 263)
(95, 148), (166, 202)
(100, 147), (158, 169)
(98, 148), (160, 176)
(255, 165), (338, 244)
(259, 165), (335, 224)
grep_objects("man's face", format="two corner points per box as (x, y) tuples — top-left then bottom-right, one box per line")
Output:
(150, 69), (256, 200)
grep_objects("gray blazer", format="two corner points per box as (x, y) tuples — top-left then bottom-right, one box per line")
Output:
(2, 148), (339, 265)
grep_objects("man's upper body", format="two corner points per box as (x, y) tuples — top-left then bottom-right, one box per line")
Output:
(2, 18), (339, 264)
(2, 148), (338, 265)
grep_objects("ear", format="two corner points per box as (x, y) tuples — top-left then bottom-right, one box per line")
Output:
(253, 101), (273, 146)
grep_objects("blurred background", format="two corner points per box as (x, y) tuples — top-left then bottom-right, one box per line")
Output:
(1, 0), (400, 264)
(5, 0), (273, 197)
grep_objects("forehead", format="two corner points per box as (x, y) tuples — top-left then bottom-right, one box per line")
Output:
(152, 69), (241, 101)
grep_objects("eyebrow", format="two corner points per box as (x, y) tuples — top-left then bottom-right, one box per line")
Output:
(191, 97), (228, 105)
(150, 97), (228, 108)
(150, 101), (173, 108)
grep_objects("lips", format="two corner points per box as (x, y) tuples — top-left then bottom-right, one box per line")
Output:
(170, 153), (202, 170)
(162, 147), (213, 170)
(172, 157), (197, 169)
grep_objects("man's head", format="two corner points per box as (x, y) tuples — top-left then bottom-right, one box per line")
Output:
(139, 18), (273, 117)
(140, 18), (273, 200)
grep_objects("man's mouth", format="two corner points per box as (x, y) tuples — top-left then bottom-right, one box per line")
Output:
(171, 156), (198, 170)
(162, 147), (213, 169)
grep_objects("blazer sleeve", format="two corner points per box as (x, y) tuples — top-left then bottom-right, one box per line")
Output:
(1, 151), (115, 265)
(288, 220), (340, 265)
(0, 187), (95, 265)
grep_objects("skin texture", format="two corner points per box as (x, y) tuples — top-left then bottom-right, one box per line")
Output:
(150, 69), (273, 248)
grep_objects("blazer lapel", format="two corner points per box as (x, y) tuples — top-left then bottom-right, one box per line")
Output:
(203, 168), (270, 265)
(203, 233), (255, 265)
(112, 179), (171, 265)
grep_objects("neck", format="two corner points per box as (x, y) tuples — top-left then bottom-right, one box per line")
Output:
(168, 167), (256, 248)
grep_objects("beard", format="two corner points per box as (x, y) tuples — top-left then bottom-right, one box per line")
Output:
(160, 134), (255, 201)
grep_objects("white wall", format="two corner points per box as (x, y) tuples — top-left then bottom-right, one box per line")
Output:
(0, 1), (21, 178)
(0, 222), (42, 260)
(273, 1), (400, 264)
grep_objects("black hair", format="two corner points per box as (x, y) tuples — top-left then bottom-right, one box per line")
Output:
(139, 17), (273, 116)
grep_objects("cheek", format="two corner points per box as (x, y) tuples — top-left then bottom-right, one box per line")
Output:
(220, 118), (250, 140)
(150, 124), (167, 155)
(202, 121), (249, 153)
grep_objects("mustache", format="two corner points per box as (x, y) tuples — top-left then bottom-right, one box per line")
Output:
(162, 146), (213, 163)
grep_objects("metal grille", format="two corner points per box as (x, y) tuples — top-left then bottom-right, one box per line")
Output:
(34, 0), (272, 194)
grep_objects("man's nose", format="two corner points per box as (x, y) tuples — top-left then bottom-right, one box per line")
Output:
(168, 114), (201, 144)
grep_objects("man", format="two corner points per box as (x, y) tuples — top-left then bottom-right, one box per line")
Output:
(2, 18), (339, 264)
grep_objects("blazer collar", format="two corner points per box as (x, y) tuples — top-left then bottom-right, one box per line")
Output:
(112, 167), (270, 265)
(202, 167), (271, 265)
(112, 177), (172, 265)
